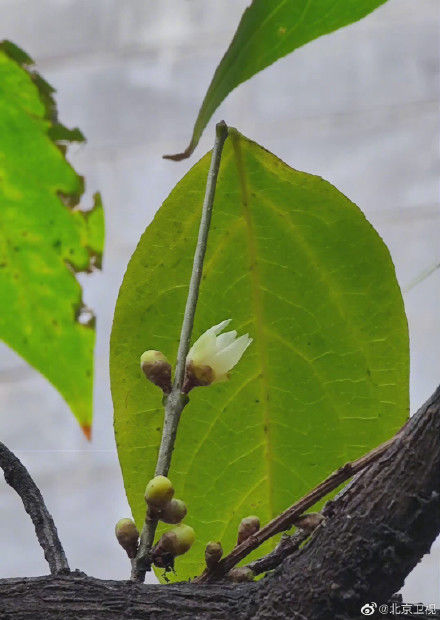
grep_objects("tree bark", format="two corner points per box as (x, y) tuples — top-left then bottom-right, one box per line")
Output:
(249, 386), (440, 619)
(0, 387), (438, 619)
(0, 441), (69, 575)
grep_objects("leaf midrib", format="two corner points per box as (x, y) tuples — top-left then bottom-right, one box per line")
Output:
(230, 131), (275, 520)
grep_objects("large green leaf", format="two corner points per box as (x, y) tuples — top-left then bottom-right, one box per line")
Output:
(0, 42), (104, 435)
(166, 0), (388, 160)
(111, 129), (408, 581)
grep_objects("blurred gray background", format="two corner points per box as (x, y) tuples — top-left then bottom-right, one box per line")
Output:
(0, 0), (438, 605)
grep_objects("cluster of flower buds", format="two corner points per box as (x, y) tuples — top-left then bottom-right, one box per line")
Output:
(140, 320), (252, 394)
(144, 475), (187, 522)
(115, 518), (139, 559)
(144, 475), (194, 569)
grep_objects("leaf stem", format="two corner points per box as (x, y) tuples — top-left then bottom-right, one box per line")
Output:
(132, 121), (229, 582)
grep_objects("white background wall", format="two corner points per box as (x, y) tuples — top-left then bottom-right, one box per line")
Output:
(0, 0), (438, 606)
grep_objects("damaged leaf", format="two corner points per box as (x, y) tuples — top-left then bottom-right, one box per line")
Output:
(0, 41), (104, 435)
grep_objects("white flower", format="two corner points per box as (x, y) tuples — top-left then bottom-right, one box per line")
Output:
(185, 320), (252, 389)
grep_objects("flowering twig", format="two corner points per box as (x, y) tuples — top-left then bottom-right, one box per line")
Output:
(0, 440), (69, 574)
(132, 121), (229, 582)
(195, 428), (403, 583)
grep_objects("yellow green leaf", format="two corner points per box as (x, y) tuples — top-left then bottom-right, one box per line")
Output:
(0, 41), (104, 434)
(111, 129), (408, 581)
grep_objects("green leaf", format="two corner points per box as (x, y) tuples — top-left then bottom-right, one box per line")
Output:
(111, 129), (408, 581)
(165, 0), (388, 160)
(0, 42), (104, 435)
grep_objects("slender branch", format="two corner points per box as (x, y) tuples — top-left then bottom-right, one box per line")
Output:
(246, 528), (315, 576)
(196, 428), (402, 583)
(172, 119), (229, 392)
(132, 121), (229, 582)
(0, 441), (69, 575)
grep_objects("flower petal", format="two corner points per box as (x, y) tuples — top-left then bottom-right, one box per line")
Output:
(211, 319), (231, 335)
(187, 320), (231, 364)
(211, 334), (253, 376)
(187, 330), (216, 364)
(216, 330), (237, 351)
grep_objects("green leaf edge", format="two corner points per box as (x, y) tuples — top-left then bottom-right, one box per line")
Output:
(0, 40), (105, 435)
(165, 0), (388, 160)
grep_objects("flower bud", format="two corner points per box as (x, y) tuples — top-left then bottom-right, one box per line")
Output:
(140, 350), (172, 394)
(293, 512), (325, 534)
(237, 515), (260, 545)
(151, 531), (178, 569)
(115, 518), (139, 558)
(159, 524), (195, 556)
(152, 524), (195, 568)
(227, 567), (255, 582)
(160, 498), (187, 524)
(183, 320), (252, 392)
(169, 523), (196, 556)
(145, 475), (174, 507)
(205, 541), (223, 569)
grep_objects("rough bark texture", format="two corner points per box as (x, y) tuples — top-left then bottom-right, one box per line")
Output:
(0, 387), (438, 619)
(248, 386), (440, 619)
(0, 572), (252, 620)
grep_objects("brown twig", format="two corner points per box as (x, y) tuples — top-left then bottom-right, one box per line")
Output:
(245, 513), (326, 576)
(195, 428), (403, 583)
(0, 440), (69, 574)
(246, 530), (310, 576)
(132, 122), (229, 582)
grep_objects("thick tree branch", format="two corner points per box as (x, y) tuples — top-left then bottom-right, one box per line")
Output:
(0, 386), (438, 618)
(0, 441), (69, 575)
(249, 385), (440, 619)
(0, 575), (437, 620)
(0, 573), (252, 620)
